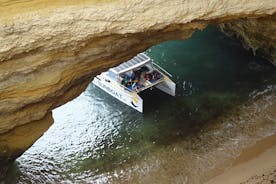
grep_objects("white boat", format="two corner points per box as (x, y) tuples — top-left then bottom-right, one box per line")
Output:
(92, 52), (176, 112)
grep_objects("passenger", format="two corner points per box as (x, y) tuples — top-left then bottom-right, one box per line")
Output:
(121, 77), (128, 86)
(126, 81), (131, 88)
(131, 82), (136, 90)
(139, 71), (146, 84)
(125, 70), (135, 80)
(144, 74), (149, 81)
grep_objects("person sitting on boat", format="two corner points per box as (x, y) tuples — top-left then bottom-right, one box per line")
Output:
(125, 70), (135, 80)
(121, 77), (128, 86)
(144, 73), (151, 81)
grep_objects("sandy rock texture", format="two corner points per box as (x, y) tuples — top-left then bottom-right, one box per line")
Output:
(220, 13), (276, 66)
(241, 167), (276, 184)
(0, 113), (53, 179)
(0, 0), (275, 168)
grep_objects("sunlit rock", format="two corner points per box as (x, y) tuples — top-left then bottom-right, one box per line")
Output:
(0, 0), (275, 168)
(0, 113), (53, 179)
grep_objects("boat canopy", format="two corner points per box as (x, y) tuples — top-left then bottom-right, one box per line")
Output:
(110, 53), (151, 75)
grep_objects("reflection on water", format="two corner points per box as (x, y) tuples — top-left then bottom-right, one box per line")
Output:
(4, 27), (276, 183)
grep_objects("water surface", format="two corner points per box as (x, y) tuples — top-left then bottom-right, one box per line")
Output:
(4, 27), (276, 183)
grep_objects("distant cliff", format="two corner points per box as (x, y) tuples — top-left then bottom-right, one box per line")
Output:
(0, 0), (275, 167)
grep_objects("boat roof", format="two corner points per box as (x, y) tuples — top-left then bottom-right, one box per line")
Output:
(110, 53), (151, 74)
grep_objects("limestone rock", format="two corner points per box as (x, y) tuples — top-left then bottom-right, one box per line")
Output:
(0, 0), (275, 169)
(220, 14), (276, 65)
(0, 113), (53, 179)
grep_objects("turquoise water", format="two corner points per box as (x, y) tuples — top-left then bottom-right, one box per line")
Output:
(4, 27), (276, 183)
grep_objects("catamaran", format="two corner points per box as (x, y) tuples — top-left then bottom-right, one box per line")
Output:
(92, 52), (176, 112)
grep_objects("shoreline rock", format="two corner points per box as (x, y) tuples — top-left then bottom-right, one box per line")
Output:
(220, 14), (276, 66)
(0, 113), (53, 180)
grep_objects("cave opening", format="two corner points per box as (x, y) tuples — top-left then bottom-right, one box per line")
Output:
(4, 25), (276, 183)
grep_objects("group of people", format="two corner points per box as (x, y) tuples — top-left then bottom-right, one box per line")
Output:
(121, 66), (162, 91)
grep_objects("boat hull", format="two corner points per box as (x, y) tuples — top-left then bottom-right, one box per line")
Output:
(92, 75), (143, 112)
(156, 76), (176, 96)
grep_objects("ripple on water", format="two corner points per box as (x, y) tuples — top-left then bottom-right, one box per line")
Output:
(4, 26), (276, 184)
(106, 86), (276, 184)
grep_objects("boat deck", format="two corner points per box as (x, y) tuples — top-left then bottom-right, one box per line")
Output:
(93, 52), (176, 112)
(135, 77), (164, 93)
(119, 69), (165, 93)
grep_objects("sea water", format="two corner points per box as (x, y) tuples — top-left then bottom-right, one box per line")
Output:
(4, 26), (276, 183)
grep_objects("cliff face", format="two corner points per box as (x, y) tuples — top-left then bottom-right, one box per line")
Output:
(0, 0), (275, 166)
(220, 14), (276, 66)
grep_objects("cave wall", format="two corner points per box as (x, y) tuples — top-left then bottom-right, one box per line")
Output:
(220, 13), (276, 65)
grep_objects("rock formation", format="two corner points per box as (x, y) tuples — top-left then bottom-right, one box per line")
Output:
(0, 0), (275, 171)
(220, 13), (276, 66)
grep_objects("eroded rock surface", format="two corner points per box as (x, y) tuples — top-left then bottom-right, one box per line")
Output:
(0, 113), (53, 179)
(220, 13), (276, 65)
(0, 0), (275, 168)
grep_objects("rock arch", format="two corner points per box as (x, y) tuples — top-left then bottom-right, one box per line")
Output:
(0, 0), (275, 165)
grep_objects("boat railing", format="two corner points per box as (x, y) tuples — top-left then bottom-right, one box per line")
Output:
(136, 77), (165, 92)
